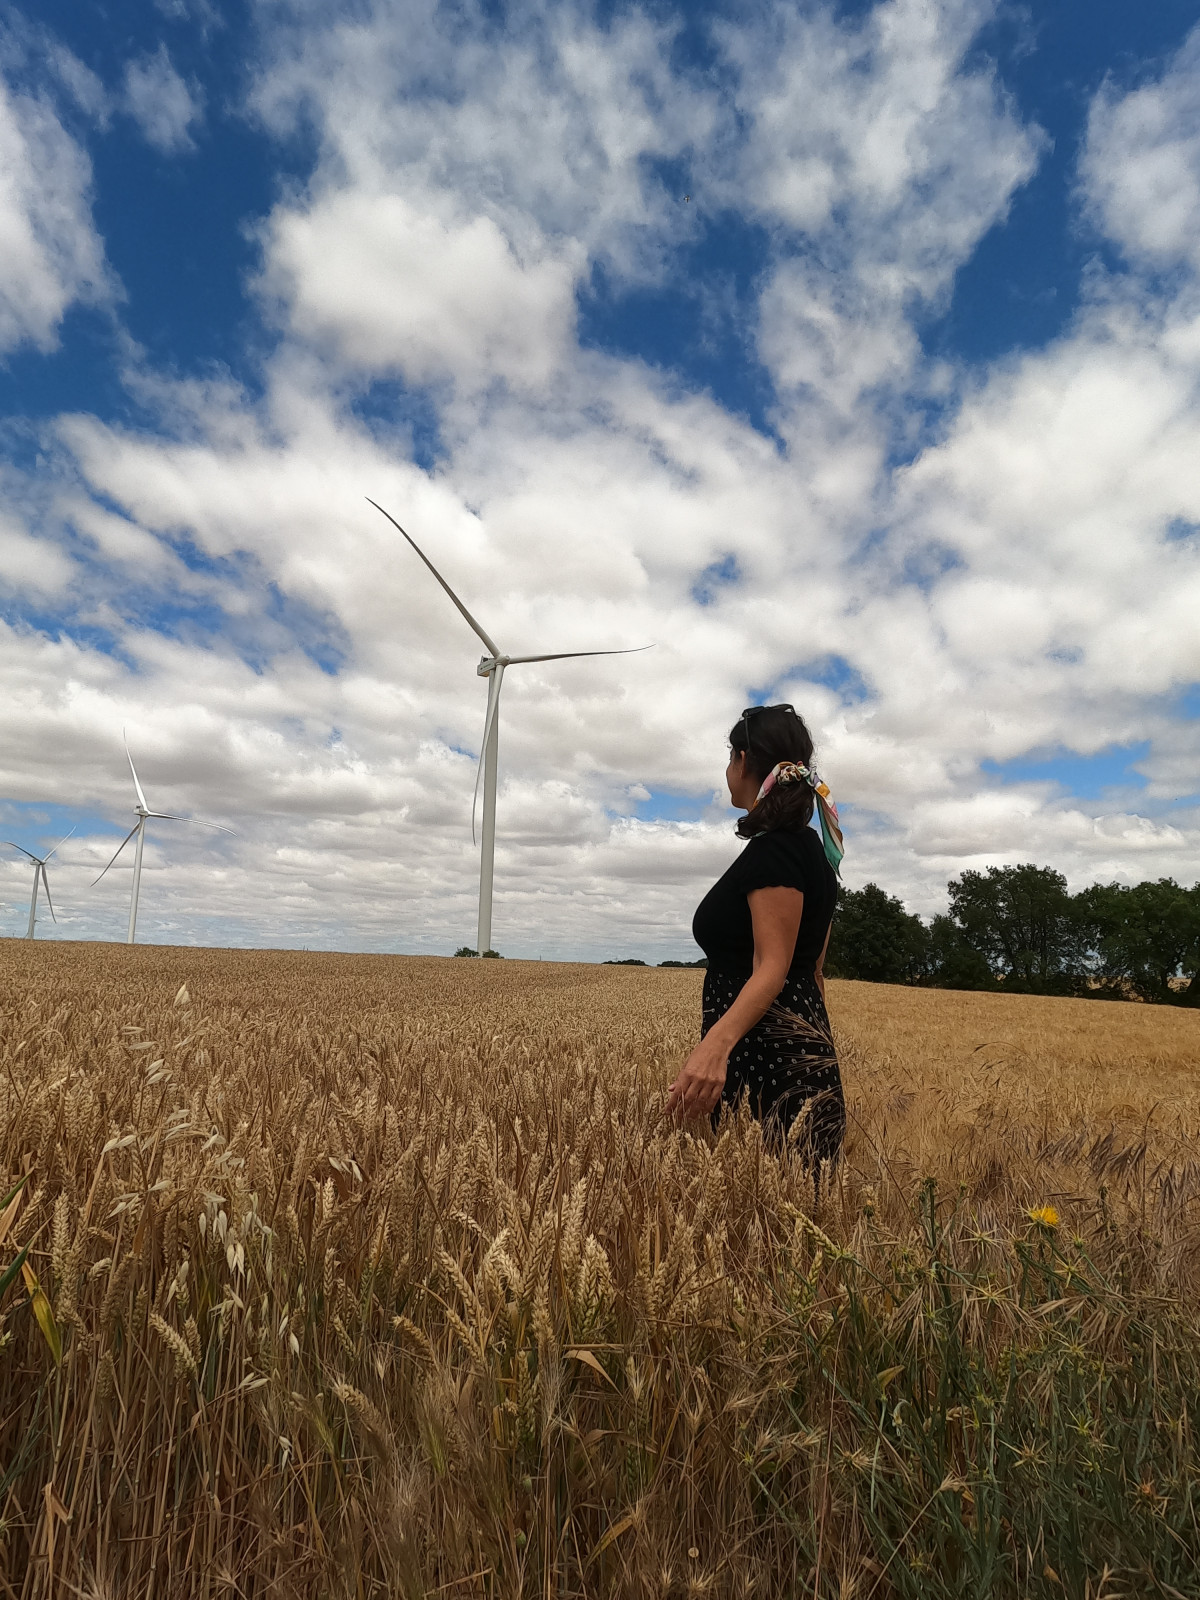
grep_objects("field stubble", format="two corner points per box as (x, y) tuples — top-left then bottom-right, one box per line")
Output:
(1, 943), (1200, 1598)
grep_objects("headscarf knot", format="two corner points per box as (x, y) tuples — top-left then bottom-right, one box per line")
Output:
(754, 761), (844, 875)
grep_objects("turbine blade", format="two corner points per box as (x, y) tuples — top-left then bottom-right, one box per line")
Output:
(503, 645), (655, 665)
(39, 865), (57, 924)
(124, 732), (149, 811)
(43, 825), (76, 865)
(92, 823), (141, 886)
(366, 498), (501, 657)
(472, 665), (504, 847)
(146, 813), (237, 834)
(3, 841), (40, 865)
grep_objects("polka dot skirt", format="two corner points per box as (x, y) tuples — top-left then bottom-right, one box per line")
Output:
(702, 966), (845, 1165)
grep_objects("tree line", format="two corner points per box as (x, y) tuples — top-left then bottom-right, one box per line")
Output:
(827, 865), (1200, 1005)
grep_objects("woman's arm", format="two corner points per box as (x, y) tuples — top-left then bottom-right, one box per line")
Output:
(665, 887), (804, 1120)
(813, 921), (831, 1002)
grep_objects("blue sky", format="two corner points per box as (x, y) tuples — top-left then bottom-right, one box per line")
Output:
(1, 0), (1199, 955)
(11, 2), (1197, 421)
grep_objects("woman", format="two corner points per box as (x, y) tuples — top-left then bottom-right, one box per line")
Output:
(666, 704), (845, 1169)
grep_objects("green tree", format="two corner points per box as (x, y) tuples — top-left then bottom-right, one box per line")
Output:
(947, 864), (1082, 992)
(826, 883), (928, 984)
(924, 913), (995, 990)
(1076, 879), (1200, 1005)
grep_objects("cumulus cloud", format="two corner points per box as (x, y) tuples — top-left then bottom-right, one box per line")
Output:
(1082, 26), (1200, 273)
(876, 26), (1200, 778)
(251, 2), (709, 275)
(727, 0), (1041, 418)
(123, 43), (203, 154)
(264, 189), (581, 389)
(0, 69), (109, 351)
(245, 0), (722, 402)
(0, 512), (76, 596)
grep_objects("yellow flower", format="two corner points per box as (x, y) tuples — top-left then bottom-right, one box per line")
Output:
(1028, 1205), (1059, 1229)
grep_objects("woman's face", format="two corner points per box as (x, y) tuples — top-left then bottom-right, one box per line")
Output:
(726, 748), (759, 811)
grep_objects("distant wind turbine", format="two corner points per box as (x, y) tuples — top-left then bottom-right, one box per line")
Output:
(367, 498), (652, 956)
(3, 829), (74, 938)
(93, 739), (235, 944)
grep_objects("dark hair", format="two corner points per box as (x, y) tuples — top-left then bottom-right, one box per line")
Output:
(730, 706), (816, 838)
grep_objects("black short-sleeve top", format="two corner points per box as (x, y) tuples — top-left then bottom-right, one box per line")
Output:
(692, 827), (837, 981)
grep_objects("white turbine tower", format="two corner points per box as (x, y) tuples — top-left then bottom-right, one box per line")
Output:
(3, 829), (74, 938)
(93, 740), (235, 944)
(367, 499), (651, 956)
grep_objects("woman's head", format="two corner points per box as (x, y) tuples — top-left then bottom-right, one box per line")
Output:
(727, 703), (816, 837)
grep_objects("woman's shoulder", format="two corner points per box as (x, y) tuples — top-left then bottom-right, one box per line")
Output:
(745, 825), (823, 858)
(739, 826), (822, 889)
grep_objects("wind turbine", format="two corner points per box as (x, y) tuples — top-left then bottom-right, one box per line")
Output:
(367, 499), (651, 956)
(3, 829), (73, 938)
(93, 740), (235, 944)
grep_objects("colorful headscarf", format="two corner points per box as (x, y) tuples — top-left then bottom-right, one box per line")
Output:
(755, 761), (844, 876)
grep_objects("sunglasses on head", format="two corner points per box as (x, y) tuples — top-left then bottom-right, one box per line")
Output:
(738, 703), (797, 750)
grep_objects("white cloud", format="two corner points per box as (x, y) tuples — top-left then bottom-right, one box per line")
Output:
(251, 2), (709, 275)
(0, 512), (76, 596)
(246, 0), (718, 400)
(123, 44), (203, 154)
(0, 70), (109, 351)
(878, 23), (1200, 774)
(264, 189), (581, 389)
(726, 0), (1041, 417)
(1082, 26), (1200, 273)
(45, 43), (108, 123)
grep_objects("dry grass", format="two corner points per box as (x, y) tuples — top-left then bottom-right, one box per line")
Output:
(1, 942), (1199, 1598)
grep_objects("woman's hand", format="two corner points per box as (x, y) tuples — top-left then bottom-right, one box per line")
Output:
(665, 1033), (730, 1121)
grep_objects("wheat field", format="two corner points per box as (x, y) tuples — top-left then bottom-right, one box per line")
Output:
(2, 941), (1199, 1599)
